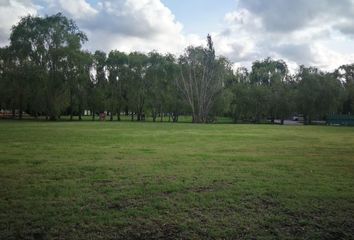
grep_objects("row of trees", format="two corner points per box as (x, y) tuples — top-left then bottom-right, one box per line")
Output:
(0, 13), (353, 124)
(227, 59), (352, 124)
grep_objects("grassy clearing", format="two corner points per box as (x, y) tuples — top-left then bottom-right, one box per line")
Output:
(0, 121), (353, 239)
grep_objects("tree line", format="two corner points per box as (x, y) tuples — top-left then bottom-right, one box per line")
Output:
(0, 13), (353, 124)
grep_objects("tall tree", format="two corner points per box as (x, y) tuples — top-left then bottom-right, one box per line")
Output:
(65, 49), (92, 120)
(296, 66), (342, 124)
(0, 47), (17, 117)
(250, 58), (289, 123)
(164, 54), (183, 122)
(146, 52), (169, 122)
(127, 52), (149, 121)
(178, 35), (227, 123)
(106, 50), (129, 121)
(91, 50), (107, 119)
(335, 64), (354, 114)
(230, 83), (269, 123)
(10, 13), (87, 120)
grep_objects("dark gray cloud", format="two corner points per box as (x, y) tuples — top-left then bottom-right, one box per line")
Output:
(336, 21), (354, 36)
(0, 0), (10, 6)
(225, 42), (260, 62)
(273, 43), (314, 65)
(215, 0), (354, 71)
(238, 0), (354, 33)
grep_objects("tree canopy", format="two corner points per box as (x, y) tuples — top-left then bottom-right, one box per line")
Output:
(0, 13), (352, 124)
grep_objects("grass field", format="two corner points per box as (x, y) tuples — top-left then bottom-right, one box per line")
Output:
(0, 121), (353, 239)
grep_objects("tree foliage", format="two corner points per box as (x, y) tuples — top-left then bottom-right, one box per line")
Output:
(177, 35), (230, 123)
(0, 13), (350, 124)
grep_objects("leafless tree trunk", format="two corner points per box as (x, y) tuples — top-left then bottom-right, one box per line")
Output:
(177, 35), (225, 123)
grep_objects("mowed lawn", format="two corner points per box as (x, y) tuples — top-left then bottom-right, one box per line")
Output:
(0, 121), (353, 239)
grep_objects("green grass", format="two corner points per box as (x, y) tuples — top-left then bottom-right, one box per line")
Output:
(0, 121), (353, 239)
(18, 114), (235, 124)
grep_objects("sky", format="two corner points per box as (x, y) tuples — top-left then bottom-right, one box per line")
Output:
(1, 0), (354, 72)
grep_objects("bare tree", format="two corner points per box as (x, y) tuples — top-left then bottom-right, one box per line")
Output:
(177, 35), (228, 123)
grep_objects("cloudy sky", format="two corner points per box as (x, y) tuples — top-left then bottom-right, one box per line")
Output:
(1, 0), (354, 72)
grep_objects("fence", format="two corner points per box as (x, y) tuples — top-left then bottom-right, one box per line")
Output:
(327, 115), (354, 126)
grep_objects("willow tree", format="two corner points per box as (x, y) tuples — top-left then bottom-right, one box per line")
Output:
(127, 52), (149, 121)
(106, 50), (129, 121)
(0, 47), (16, 117)
(335, 64), (354, 114)
(249, 58), (290, 123)
(89, 51), (107, 120)
(178, 35), (229, 123)
(146, 52), (171, 122)
(296, 66), (343, 124)
(10, 13), (87, 120)
(66, 51), (92, 120)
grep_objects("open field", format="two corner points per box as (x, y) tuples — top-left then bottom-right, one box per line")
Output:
(0, 121), (353, 239)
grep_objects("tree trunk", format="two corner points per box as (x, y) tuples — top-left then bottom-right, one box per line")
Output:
(78, 102), (82, 121)
(172, 113), (179, 122)
(193, 114), (202, 123)
(152, 111), (157, 122)
(70, 94), (73, 121)
(131, 112), (134, 121)
(19, 93), (23, 120)
(304, 115), (311, 125)
(92, 110), (95, 121)
(117, 108), (121, 121)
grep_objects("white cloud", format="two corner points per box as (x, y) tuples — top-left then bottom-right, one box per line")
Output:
(213, 0), (354, 72)
(38, 0), (188, 54)
(0, 0), (189, 54)
(0, 0), (38, 46)
(310, 42), (354, 71)
(2, 0), (354, 72)
(57, 0), (98, 19)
